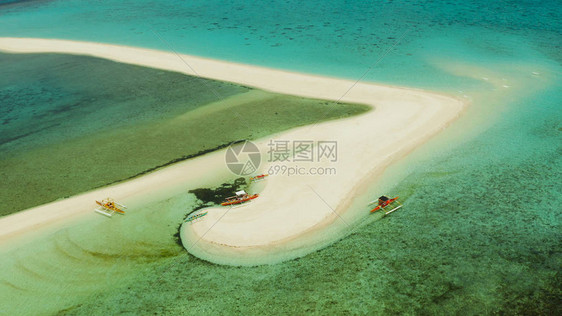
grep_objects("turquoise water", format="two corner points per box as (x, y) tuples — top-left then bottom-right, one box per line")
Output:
(1, 0), (560, 90)
(0, 0), (561, 314)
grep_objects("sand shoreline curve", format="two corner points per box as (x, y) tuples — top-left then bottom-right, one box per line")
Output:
(0, 38), (466, 265)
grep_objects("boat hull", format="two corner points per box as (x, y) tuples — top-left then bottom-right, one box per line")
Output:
(221, 194), (259, 206)
(370, 197), (400, 213)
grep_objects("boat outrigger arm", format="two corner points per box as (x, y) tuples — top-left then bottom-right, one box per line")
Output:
(369, 195), (402, 215)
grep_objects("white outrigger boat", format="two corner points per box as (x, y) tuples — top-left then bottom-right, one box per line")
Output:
(94, 198), (127, 217)
(184, 211), (208, 224)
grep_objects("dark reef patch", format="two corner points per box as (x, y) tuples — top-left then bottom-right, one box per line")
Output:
(172, 177), (247, 247)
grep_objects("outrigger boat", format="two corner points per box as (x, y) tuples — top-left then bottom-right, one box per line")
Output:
(185, 211), (208, 223)
(95, 198), (127, 217)
(369, 195), (402, 215)
(249, 174), (269, 182)
(221, 190), (259, 206)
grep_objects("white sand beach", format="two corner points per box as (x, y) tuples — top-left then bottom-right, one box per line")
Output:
(0, 38), (466, 264)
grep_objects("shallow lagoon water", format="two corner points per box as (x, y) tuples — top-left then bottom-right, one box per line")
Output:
(0, 0), (560, 314)
(0, 52), (367, 215)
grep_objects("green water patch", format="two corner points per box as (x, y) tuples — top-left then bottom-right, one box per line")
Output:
(0, 52), (369, 215)
(0, 190), (198, 315)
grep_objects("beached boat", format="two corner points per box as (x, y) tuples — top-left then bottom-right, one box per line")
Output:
(369, 195), (402, 215)
(185, 211), (208, 223)
(221, 190), (259, 206)
(94, 198), (127, 217)
(249, 174), (269, 182)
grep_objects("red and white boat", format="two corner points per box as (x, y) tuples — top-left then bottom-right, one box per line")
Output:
(369, 195), (402, 215)
(221, 190), (259, 206)
(249, 174), (269, 182)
